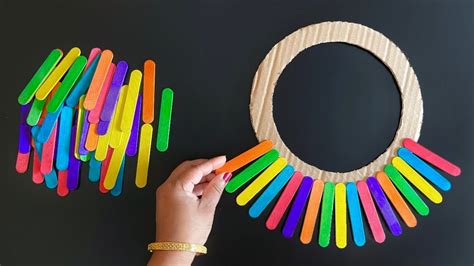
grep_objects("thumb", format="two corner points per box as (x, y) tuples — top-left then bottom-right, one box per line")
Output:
(200, 173), (232, 209)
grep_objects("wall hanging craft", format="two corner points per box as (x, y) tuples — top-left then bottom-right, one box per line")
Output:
(15, 47), (174, 197)
(216, 21), (462, 248)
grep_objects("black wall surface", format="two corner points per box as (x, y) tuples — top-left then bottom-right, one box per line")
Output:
(1, 0), (473, 265)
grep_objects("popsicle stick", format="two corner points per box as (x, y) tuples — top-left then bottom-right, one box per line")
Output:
(47, 56), (87, 113)
(104, 131), (131, 190)
(95, 104), (117, 161)
(85, 123), (99, 151)
(32, 148), (44, 184)
(36, 47), (81, 100)
(40, 122), (58, 174)
(67, 125), (81, 190)
(366, 177), (402, 236)
(88, 154), (101, 182)
(392, 157), (443, 204)
(346, 182), (366, 247)
(282, 176), (313, 239)
(18, 49), (63, 105)
(84, 50), (114, 110)
(384, 164), (429, 216)
(18, 123), (31, 154)
(357, 181), (385, 244)
(56, 106), (74, 171)
(216, 140), (273, 175)
(156, 88), (174, 152)
(65, 54), (101, 107)
(236, 157), (287, 206)
(126, 95), (142, 156)
(99, 147), (113, 193)
(376, 171), (417, 228)
(88, 63), (116, 123)
(111, 158), (126, 197)
(135, 124), (153, 188)
(84, 48), (101, 72)
(403, 138), (461, 176)
(109, 85), (128, 148)
(57, 170), (69, 197)
(121, 70), (142, 132)
(99, 61), (128, 125)
(43, 169), (58, 189)
(74, 101), (84, 159)
(319, 182), (335, 248)
(79, 110), (90, 155)
(300, 180), (324, 244)
(27, 98), (46, 126)
(15, 151), (30, 173)
(398, 147), (451, 191)
(225, 149), (279, 193)
(266, 172), (304, 230)
(335, 183), (347, 249)
(37, 105), (62, 143)
(248, 165), (294, 218)
(143, 60), (156, 123)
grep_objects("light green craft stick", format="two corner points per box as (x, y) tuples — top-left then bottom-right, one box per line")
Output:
(319, 182), (335, 247)
(156, 88), (174, 152)
(26, 98), (46, 126)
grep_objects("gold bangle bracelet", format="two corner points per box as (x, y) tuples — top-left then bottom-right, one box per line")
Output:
(147, 242), (207, 255)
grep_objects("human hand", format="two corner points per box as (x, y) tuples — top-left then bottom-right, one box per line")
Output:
(148, 156), (232, 266)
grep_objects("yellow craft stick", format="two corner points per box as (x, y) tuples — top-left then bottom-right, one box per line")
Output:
(36, 47), (81, 100)
(74, 96), (85, 159)
(103, 131), (131, 190)
(109, 85), (128, 148)
(135, 124), (153, 188)
(335, 183), (347, 249)
(236, 157), (287, 206)
(95, 106), (117, 161)
(121, 70), (142, 132)
(392, 157), (443, 204)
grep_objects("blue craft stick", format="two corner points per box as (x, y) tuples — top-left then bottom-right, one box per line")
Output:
(282, 176), (313, 239)
(79, 110), (90, 155)
(31, 126), (42, 155)
(111, 158), (126, 197)
(44, 168), (58, 189)
(88, 154), (101, 182)
(346, 182), (366, 247)
(398, 148), (451, 191)
(249, 165), (294, 218)
(37, 105), (63, 143)
(65, 54), (101, 107)
(56, 107), (74, 170)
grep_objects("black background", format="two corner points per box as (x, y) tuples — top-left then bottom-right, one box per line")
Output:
(1, 0), (473, 265)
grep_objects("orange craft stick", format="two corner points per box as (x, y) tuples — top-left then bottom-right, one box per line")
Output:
(375, 171), (417, 228)
(300, 180), (324, 244)
(215, 140), (273, 175)
(88, 63), (116, 123)
(142, 59), (156, 123)
(83, 50), (114, 110)
(85, 123), (99, 151)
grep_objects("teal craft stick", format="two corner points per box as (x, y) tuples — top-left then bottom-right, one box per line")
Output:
(111, 158), (125, 197)
(37, 105), (62, 143)
(249, 165), (294, 218)
(88, 153), (102, 183)
(27, 98), (46, 126)
(319, 182), (335, 248)
(156, 88), (174, 152)
(56, 107), (74, 170)
(346, 182), (366, 247)
(65, 54), (101, 107)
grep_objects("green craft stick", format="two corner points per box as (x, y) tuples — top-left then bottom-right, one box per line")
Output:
(319, 182), (335, 248)
(27, 98), (46, 126)
(384, 164), (429, 216)
(225, 149), (279, 193)
(18, 49), (63, 105)
(156, 88), (174, 152)
(47, 56), (87, 113)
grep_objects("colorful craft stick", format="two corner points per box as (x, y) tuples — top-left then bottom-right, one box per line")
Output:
(88, 63), (116, 124)
(15, 151), (30, 174)
(88, 154), (101, 182)
(319, 182), (335, 247)
(57, 170), (69, 197)
(357, 181), (385, 244)
(26, 98), (46, 126)
(216, 140), (273, 175)
(249, 165), (294, 218)
(84, 50), (114, 110)
(366, 177), (402, 236)
(40, 122), (58, 174)
(346, 182), (366, 247)
(47, 56), (87, 113)
(84, 48), (101, 72)
(36, 47), (81, 100)
(226, 149), (279, 193)
(109, 85), (128, 148)
(135, 124), (153, 188)
(85, 123), (99, 151)
(99, 148), (113, 193)
(282, 176), (313, 239)
(121, 70), (142, 132)
(43, 169), (58, 189)
(335, 183), (347, 249)
(156, 88), (174, 152)
(79, 110), (91, 155)
(37, 105), (62, 143)
(111, 158), (125, 197)
(56, 107), (74, 170)
(266, 172), (303, 230)
(99, 61), (128, 126)
(19, 123), (31, 154)
(126, 95), (142, 157)
(95, 104), (117, 161)
(403, 138), (461, 176)
(104, 131), (131, 190)
(398, 147), (451, 191)
(32, 148), (44, 184)
(384, 164), (429, 216)
(376, 171), (417, 227)
(143, 60), (156, 123)
(74, 104), (83, 159)
(66, 55), (101, 107)
(300, 180), (324, 244)
(18, 49), (63, 105)
(236, 157), (287, 206)
(392, 157), (443, 204)
(67, 125), (81, 190)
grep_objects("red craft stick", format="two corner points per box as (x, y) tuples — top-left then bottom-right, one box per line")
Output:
(99, 147), (113, 193)
(15, 151), (30, 174)
(57, 170), (69, 197)
(40, 122), (58, 174)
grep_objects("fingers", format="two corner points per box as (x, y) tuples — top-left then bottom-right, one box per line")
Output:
(200, 173), (232, 209)
(177, 156), (226, 193)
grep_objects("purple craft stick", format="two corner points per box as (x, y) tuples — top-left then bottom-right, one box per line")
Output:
(282, 176), (313, 238)
(18, 123), (31, 154)
(97, 118), (111, 135)
(20, 103), (32, 124)
(68, 125), (81, 190)
(79, 110), (90, 155)
(100, 61), (128, 123)
(126, 95), (142, 156)
(366, 176), (402, 236)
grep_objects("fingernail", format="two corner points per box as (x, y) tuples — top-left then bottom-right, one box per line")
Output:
(223, 173), (232, 182)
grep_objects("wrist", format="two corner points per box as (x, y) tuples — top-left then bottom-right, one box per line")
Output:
(148, 250), (195, 266)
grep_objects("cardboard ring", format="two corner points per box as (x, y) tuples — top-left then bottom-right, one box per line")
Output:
(249, 21), (423, 183)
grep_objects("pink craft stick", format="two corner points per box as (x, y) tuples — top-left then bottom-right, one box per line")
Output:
(32, 148), (44, 184)
(15, 151), (30, 174)
(57, 170), (69, 197)
(88, 63), (116, 123)
(40, 122), (58, 174)
(357, 181), (385, 243)
(84, 48), (101, 72)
